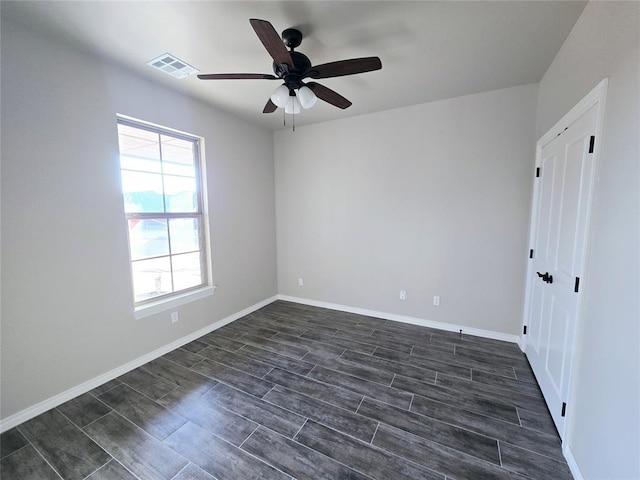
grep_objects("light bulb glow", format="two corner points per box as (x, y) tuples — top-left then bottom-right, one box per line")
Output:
(270, 85), (289, 108)
(284, 95), (301, 115)
(298, 86), (317, 109)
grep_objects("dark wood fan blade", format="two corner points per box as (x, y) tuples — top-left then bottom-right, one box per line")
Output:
(197, 73), (277, 80)
(304, 57), (382, 79)
(307, 82), (352, 109)
(263, 99), (278, 113)
(250, 19), (293, 67)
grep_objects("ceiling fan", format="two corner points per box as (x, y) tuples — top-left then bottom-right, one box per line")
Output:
(197, 19), (382, 114)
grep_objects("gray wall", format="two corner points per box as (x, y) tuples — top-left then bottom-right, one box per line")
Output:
(536, 2), (640, 478)
(1, 20), (277, 419)
(275, 84), (538, 336)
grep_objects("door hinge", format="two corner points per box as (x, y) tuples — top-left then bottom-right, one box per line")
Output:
(574, 277), (580, 293)
(529, 249), (534, 259)
(589, 136), (595, 153)
(523, 325), (527, 335)
(535, 167), (540, 178)
(561, 402), (567, 417)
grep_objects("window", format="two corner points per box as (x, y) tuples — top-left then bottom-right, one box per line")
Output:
(117, 118), (209, 309)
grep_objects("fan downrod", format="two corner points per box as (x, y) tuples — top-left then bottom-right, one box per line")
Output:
(282, 28), (303, 49)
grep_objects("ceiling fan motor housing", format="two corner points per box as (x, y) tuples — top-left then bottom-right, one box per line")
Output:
(273, 51), (312, 90)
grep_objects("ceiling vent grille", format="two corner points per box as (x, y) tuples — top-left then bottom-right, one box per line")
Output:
(147, 53), (199, 79)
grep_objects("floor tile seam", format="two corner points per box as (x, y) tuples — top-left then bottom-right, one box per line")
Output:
(0, 442), (31, 463)
(14, 427), (66, 480)
(515, 407), (523, 427)
(88, 381), (122, 398)
(270, 334), (350, 356)
(496, 437), (567, 464)
(369, 328), (433, 347)
(304, 419), (448, 480)
(376, 423), (529, 479)
(453, 350), (530, 368)
(404, 398), (563, 459)
(259, 387), (352, 424)
(268, 337), (346, 358)
(170, 394), (264, 439)
(407, 390), (521, 427)
(238, 340), (310, 360)
(200, 386), (307, 434)
(199, 350), (278, 378)
(281, 423), (379, 480)
(343, 349), (443, 378)
(437, 374), (547, 404)
(169, 463), (191, 480)
(373, 419), (503, 470)
(464, 376), (545, 400)
(81, 457), (140, 480)
(372, 349), (472, 380)
(167, 348), (208, 364)
(334, 334), (418, 354)
(410, 351), (514, 378)
(117, 375), (183, 404)
(238, 344), (316, 367)
(308, 365), (415, 406)
(301, 333), (382, 354)
(190, 356), (280, 388)
(361, 400), (504, 458)
(238, 425), (261, 450)
(305, 358), (397, 390)
(267, 376), (365, 414)
(53, 403), (113, 437)
(369, 422), (381, 445)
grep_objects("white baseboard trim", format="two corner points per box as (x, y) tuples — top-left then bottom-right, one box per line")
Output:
(564, 444), (585, 480)
(277, 295), (520, 344)
(0, 295), (278, 433)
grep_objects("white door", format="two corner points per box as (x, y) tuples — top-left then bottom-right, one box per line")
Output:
(524, 101), (600, 438)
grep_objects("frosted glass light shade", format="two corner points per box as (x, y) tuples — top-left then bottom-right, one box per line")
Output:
(270, 84), (289, 108)
(298, 86), (317, 109)
(284, 95), (301, 114)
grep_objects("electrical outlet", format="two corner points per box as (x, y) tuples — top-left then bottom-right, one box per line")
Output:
(433, 296), (440, 306)
(400, 290), (406, 300)
(171, 311), (179, 323)
(298, 278), (304, 287)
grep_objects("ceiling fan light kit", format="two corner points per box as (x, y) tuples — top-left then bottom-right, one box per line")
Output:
(197, 18), (382, 118)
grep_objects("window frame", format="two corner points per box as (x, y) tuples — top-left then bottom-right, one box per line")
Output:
(116, 116), (213, 317)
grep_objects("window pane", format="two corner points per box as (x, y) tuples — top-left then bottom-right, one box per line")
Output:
(164, 175), (197, 212)
(120, 154), (162, 174)
(161, 135), (195, 176)
(131, 256), (172, 302)
(172, 252), (203, 291)
(121, 170), (165, 213)
(118, 124), (160, 162)
(169, 218), (200, 254)
(128, 219), (169, 260)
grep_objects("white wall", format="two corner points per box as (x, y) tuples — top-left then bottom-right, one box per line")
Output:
(0, 20), (277, 420)
(275, 84), (538, 336)
(536, 2), (640, 479)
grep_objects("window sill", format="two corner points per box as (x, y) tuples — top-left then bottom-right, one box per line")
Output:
(134, 285), (216, 320)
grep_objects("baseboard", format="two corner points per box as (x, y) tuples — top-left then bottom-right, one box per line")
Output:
(277, 295), (520, 344)
(0, 295), (278, 433)
(564, 444), (585, 480)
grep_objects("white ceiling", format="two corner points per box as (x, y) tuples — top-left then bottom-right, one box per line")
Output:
(2, 1), (587, 131)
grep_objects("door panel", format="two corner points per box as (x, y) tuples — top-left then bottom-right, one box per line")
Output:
(525, 103), (599, 438)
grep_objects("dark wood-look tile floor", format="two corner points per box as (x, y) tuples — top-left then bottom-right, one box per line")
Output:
(0, 301), (573, 480)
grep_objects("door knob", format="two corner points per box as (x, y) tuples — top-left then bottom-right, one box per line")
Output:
(536, 272), (553, 284)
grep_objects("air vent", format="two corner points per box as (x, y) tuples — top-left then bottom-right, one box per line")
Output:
(147, 53), (199, 79)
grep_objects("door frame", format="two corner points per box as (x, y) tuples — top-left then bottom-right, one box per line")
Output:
(520, 78), (608, 443)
